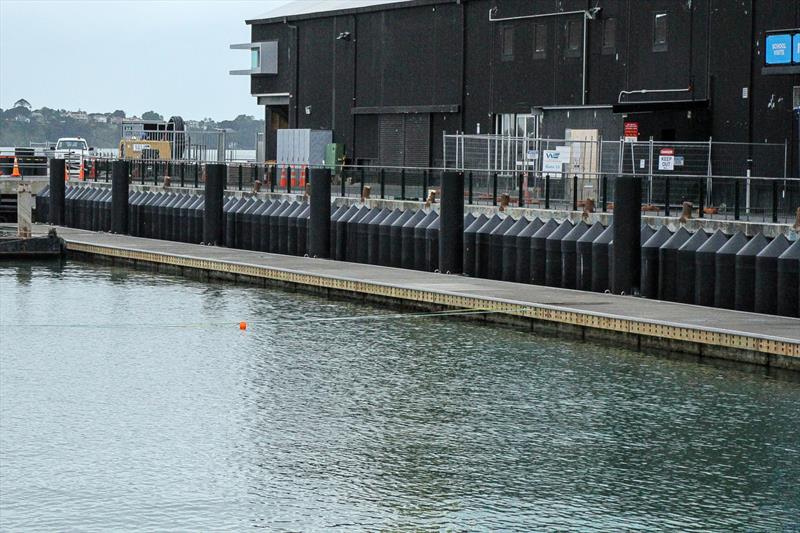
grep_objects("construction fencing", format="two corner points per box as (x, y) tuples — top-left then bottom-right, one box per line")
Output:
(443, 133), (795, 221)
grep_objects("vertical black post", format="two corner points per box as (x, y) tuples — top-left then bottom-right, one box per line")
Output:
(734, 178), (740, 220)
(48, 158), (65, 226)
(518, 174), (524, 207)
(422, 170), (428, 201)
(698, 178), (704, 218)
(309, 167), (331, 258)
(492, 172), (498, 206)
(612, 175), (642, 294)
(360, 167), (365, 199)
(772, 180), (779, 223)
(204, 164), (225, 246)
(468, 171), (474, 204)
(400, 169), (406, 200)
(545, 175), (551, 209)
(380, 168), (386, 199)
(439, 171), (464, 274)
(270, 165), (276, 193)
(194, 163), (199, 188)
(664, 177), (671, 216)
(287, 166), (292, 194)
(572, 175), (578, 211)
(111, 160), (129, 234)
(180, 163), (185, 187)
(601, 175), (608, 212)
(105, 160), (110, 183)
(238, 164), (243, 191)
(140, 160), (145, 185)
(340, 168), (346, 197)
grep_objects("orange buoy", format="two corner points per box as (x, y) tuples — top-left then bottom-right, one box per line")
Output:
(239, 321), (247, 330)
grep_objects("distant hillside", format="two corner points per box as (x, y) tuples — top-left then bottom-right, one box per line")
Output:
(0, 106), (264, 150)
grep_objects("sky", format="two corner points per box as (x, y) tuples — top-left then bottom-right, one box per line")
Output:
(0, 0), (290, 121)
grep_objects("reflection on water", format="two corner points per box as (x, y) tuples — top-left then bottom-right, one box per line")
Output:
(1, 262), (799, 531)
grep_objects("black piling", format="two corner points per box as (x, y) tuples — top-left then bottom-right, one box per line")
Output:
(203, 163), (225, 246)
(401, 210), (427, 269)
(414, 210), (439, 271)
(439, 171), (465, 274)
(48, 158), (65, 226)
(611, 175), (642, 295)
(390, 210), (415, 267)
(367, 208), (392, 265)
(309, 167), (332, 258)
(426, 216), (440, 272)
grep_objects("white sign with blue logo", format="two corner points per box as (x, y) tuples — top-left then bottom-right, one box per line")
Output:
(766, 34), (792, 64)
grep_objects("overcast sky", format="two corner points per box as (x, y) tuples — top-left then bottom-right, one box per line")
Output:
(0, 0), (289, 120)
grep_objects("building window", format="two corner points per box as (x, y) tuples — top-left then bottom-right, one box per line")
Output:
(653, 12), (668, 52)
(251, 48), (260, 70)
(533, 23), (547, 59)
(602, 18), (616, 54)
(564, 19), (582, 58)
(501, 24), (514, 61)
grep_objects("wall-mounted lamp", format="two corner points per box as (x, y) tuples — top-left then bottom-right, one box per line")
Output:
(305, 105), (312, 115)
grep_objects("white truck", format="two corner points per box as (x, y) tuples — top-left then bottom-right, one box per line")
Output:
(52, 137), (94, 175)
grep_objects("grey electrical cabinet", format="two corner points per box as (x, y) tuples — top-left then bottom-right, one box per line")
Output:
(276, 129), (333, 166)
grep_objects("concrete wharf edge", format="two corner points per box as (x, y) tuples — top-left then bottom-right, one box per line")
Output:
(38, 224), (800, 371)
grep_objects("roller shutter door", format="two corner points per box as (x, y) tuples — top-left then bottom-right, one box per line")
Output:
(379, 113), (430, 167)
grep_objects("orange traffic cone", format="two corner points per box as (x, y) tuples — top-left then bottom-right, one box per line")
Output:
(64, 162), (69, 182)
(78, 158), (85, 181)
(280, 166), (287, 187)
(11, 157), (22, 177)
(89, 158), (96, 179)
(300, 166), (308, 188)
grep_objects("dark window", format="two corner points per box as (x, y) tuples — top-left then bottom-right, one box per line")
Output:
(653, 12), (668, 51)
(501, 25), (514, 61)
(533, 23), (547, 59)
(564, 19), (582, 58)
(602, 18), (616, 54)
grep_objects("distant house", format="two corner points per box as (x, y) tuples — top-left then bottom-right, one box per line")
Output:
(13, 98), (31, 110)
(89, 113), (109, 124)
(30, 111), (44, 122)
(14, 115), (31, 123)
(186, 120), (201, 129)
(66, 111), (89, 121)
(110, 115), (124, 125)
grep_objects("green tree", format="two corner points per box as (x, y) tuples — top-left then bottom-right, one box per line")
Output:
(142, 111), (163, 121)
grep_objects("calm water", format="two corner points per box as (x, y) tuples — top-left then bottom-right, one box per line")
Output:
(1, 262), (799, 532)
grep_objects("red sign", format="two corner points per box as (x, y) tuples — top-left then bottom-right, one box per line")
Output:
(624, 122), (639, 140)
(660, 148), (675, 156)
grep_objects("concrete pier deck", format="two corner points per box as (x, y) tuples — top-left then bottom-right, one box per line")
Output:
(27, 223), (800, 370)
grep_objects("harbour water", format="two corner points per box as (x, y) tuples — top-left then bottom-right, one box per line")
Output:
(1, 261), (799, 531)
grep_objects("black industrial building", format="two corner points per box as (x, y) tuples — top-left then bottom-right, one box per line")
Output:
(236, 0), (800, 177)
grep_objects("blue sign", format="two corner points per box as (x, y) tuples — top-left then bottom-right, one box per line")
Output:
(766, 34), (792, 64)
(795, 34), (800, 63)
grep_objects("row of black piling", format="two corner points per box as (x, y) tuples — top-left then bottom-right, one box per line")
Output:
(35, 161), (799, 318)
